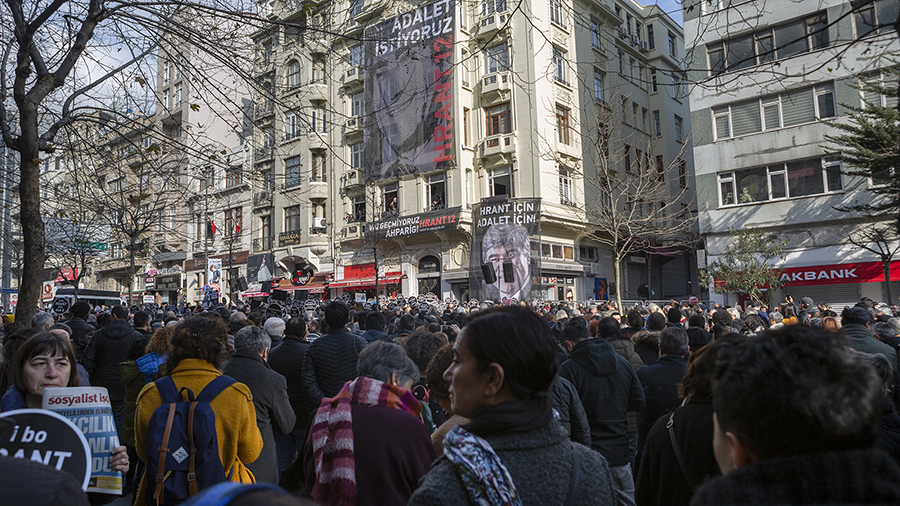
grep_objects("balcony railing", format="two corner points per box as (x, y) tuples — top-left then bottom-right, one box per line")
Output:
(253, 236), (274, 251)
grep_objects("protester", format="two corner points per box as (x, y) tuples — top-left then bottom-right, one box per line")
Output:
(424, 344), (468, 455)
(134, 317), (262, 503)
(410, 306), (615, 506)
(267, 316), (311, 474)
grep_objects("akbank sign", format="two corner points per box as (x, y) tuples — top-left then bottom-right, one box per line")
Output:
(779, 261), (900, 287)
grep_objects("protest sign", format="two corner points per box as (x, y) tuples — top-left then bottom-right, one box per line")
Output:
(43, 387), (123, 495)
(0, 409), (91, 490)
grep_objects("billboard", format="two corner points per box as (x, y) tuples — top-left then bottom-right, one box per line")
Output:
(365, 206), (461, 240)
(364, 0), (455, 181)
(469, 198), (541, 303)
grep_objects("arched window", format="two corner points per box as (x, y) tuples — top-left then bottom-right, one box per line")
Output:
(287, 60), (301, 89)
(418, 256), (440, 274)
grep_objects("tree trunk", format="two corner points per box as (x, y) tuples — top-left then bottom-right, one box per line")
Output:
(884, 257), (893, 306)
(14, 109), (46, 331)
(128, 245), (136, 306)
(614, 252), (624, 310)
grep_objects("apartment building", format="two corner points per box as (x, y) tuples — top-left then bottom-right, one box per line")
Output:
(251, 0), (696, 302)
(684, 0), (899, 307)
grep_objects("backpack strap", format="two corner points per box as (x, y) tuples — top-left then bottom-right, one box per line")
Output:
(563, 447), (582, 506)
(195, 375), (236, 404)
(153, 402), (179, 502)
(156, 376), (179, 404)
(667, 410), (697, 491)
(188, 400), (200, 496)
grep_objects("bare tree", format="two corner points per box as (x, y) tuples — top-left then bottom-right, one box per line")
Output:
(847, 223), (900, 305)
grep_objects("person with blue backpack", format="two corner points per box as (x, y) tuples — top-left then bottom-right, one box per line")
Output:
(135, 316), (263, 505)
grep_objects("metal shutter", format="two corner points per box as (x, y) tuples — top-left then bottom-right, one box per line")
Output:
(791, 283), (860, 309)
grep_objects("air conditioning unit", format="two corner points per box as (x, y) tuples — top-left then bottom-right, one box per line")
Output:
(639, 40), (648, 52)
(587, 263), (601, 275)
(313, 217), (327, 229)
(618, 26), (628, 39)
(630, 34), (639, 46)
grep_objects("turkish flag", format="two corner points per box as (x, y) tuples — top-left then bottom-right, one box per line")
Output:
(208, 218), (217, 236)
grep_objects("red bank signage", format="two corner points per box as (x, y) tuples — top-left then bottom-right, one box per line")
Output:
(780, 261), (900, 287)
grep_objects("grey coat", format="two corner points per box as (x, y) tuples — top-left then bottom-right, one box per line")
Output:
(222, 350), (296, 484)
(408, 420), (615, 506)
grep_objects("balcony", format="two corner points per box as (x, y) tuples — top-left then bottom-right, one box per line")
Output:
(254, 105), (274, 121)
(308, 230), (329, 256)
(307, 132), (327, 150)
(254, 146), (273, 163)
(305, 37), (329, 54)
(351, 0), (386, 22)
(253, 236), (273, 252)
(252, 190), (272, 209)
(341, 223), (364, 241)
(343, 66), (363, 91)
(345, 116), (363, 139)
(476, 11), (509, 41)
(308, 181), (328, 200)
(342, 169), (363, 191)
(307, 83), (328, 102)
(480, 71), (511, 103)
(480, 134), (516, 166)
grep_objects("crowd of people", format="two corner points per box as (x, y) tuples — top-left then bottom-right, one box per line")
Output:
(1, 293), (900, 506)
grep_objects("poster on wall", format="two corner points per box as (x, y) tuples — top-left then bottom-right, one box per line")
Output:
(207, 258), (222, 295)
(364, 0), (455, 181)
(246, 253), (275, 283)
(594, 278), (609, 300)
(469, 197), (541, 303)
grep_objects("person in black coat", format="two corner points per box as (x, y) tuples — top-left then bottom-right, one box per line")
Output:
(635, 337), (736, 506)
(66, 301), (96, 361)
(636, 327), (689, 472)
(549, 374), (591, 446)
(80, 304), (140, 439)
(268, 316), (311, 474)
(686, 314), (712, 353)
(299, 301), (366, 428)
(222, 326), (296, 484)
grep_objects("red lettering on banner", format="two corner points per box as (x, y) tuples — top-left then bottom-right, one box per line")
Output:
(432, 36), (453, 165)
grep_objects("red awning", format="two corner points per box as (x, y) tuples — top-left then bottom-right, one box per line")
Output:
(329, 274), (405, 289)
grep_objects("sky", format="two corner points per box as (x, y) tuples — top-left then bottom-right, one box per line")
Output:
(653, 0), (684, 26)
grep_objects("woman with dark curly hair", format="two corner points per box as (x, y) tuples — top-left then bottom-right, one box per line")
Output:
(134, 317), (262, 504)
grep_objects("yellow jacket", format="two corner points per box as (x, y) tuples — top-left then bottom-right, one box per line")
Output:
(135, 359), (262, 504)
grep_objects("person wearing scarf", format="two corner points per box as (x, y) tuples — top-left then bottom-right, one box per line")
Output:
(301, 341), (436, 506)
(410, 307), (615, 506)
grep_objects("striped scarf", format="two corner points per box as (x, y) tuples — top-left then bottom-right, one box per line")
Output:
(310, 376), (422, 506)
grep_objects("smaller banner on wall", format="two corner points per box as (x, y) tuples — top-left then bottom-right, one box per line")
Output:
(366, 206), (461, 240)
(246, 253), (275, 283)
(208, 258), (222, 294)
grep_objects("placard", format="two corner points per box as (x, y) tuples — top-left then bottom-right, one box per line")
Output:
(0, 409), (91, 490)
(42, 387), (123, 495)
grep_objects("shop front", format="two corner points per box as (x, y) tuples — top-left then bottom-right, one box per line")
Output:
(330, 263), (405, 301)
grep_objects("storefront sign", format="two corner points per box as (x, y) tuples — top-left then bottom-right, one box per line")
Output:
(779, 261), (900, 287)
(366, 207), (462, 240)
(280, 231), (303, 247)
(154, 275), (181, 291)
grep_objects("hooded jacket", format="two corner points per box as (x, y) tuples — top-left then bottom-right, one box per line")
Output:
(361, 328), (392, 343)
(549, 375), (591, 447)
(633, 330), (661, 367)
(80, 319), (141, 401)
(268, 333), (310, 431)
(559, 338), (645, 466)
(65, 316), (96, 361)
(607, 335), (644, 371)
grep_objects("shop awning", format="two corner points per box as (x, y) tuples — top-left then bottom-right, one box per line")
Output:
(329, 274), (405, 289)
(241, 292), (269, 298)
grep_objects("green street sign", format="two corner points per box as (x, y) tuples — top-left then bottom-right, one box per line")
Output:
(75, 241), (108, 250)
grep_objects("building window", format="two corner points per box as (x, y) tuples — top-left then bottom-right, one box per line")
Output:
(653, 110), (661, 136)
(641, 108), (648, 132)
(482, 0), (506, 16)
(311, 152), (326, 182)
(261, 215), (271, 245)
(312, 56), (325, 83)
(199, 165), (215, 191)
(552, 47), (567, 85)
(490, 166), (513, 197)
(618, 51), (624, 75)
(287, 60), (301, 88)
(650, 68), (658, 92)
(647, 23), (655, 49)
(225, 207), (243, 236)
(261, 40), (274, 66)
(348, 142), (364, 169)
(556, 105), (570, 145)
(713, 82), (837, 140)
(718, 156), (842, 206)
(559, 167), (573, 206)
(428, 173), (446, 210)
(464, 107), (471, 146)
(225, 166), (242, 188)
(629, 57), (635, 80)
(674, 115), (683, 143)
(550, 0), (564, 27)
(285, 155), (302, 188)
(164, 60), (172, 84)
(590, 18), (602, 50)
(383, 183), (399, 214)
(285, 205), (302, 232)
(861, 69), (900, 108)
(815, 84), (836, 118)
(484, 43), (509, 74)
(285, 109), (303, 139)
(623, 145), (631, 173)
(170, 208), (178, 230)
(310, 103), (326, 132)
(656, 155), (665, 182)
(350, 92), (364, 117)
(348, 45), (363, 67)
(635, 149), (643, 174)
(668, 31), (676, 56)
(349, 0), (362, 16)
(678, 159), (687, 187)
(486, 103), (511, 136)
(593, 70), (605, 103)
(173, 84), (182, 108)
(352, 195), (366, 222)
(261, 81), (273, 112)
(163, 89), (171, 109)
(854, 0), (896, 38)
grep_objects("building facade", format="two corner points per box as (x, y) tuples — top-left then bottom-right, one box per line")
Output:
(250, 0), (698, 303)
(684, 0), (899, 307)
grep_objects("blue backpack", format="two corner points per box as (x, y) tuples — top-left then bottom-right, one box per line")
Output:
(145, 375), (236, 505)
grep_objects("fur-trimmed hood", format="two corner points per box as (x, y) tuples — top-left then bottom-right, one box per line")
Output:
(633, 329), (660, 347)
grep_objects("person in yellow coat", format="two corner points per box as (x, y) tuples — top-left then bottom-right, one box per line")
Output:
(135, 316), (263, 504)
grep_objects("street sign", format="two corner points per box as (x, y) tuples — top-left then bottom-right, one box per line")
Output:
(51, 297), (70, 314)
(74, 241), (108, 251)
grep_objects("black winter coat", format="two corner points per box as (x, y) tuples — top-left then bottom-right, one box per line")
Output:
(299, 328), (366, 423)
(559, 338), (645, 466)
(636, 354), (688, 457)
(66, 316), (95, 361)
(80, 320), (140, 401)
(223, 350), (296, 484)
(549, 375), (591, 446)
(268, 333), (310, 431)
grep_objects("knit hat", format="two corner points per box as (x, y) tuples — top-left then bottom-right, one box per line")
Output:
(801, 297), (814, 308)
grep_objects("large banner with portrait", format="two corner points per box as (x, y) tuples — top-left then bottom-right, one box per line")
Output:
(364, 0), (455, 181)
(469, 198), (541, 303)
